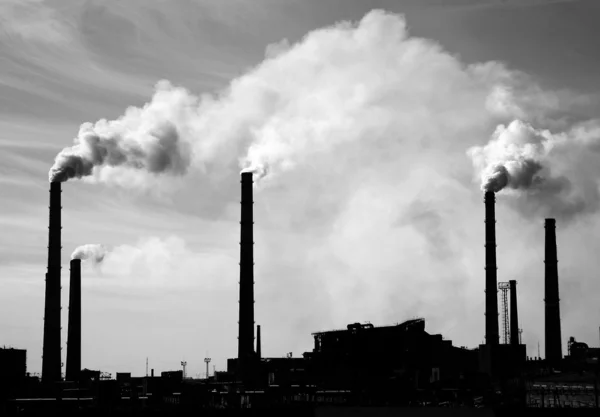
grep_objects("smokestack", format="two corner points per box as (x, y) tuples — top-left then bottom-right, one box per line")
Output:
(545, 218), (563, 362)
(238, 172), (255, 364)
(509, 280), (519, 346)
(256, 325), (261, 360)
(66, 259), (81, 382)
(42, 181), (62, 383)
(484, 191), (500, 345)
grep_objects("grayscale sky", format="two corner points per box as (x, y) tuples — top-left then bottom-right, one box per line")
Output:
(1, 0), (599, 378)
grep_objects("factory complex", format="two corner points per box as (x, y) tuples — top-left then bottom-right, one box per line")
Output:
(1, 173), (599, 416)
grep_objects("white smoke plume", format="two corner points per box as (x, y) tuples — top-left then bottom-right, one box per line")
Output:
(467, 119), (600, 219)
(49, 9), (546, 187)
(48, 8), (600, 223)
(71, 244), (108, 264)
(240, 164), (269, 182)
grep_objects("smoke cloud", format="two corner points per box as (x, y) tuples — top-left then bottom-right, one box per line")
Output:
(48, 8), (600, 223)
(49, 9), (556, 188)
(49, 85), (194, 183)
(467, 119), (600, 219)
(71, 244), (108, 264)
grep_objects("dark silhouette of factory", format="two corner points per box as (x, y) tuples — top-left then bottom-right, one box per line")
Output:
(1, 175), (599, 416)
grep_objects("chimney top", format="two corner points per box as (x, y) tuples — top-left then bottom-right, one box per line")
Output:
(545, 218), (556, 225)
(484, 191), (495, 201)
(70, 259), (82, 265)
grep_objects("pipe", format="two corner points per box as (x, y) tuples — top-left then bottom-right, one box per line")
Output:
(484, 191), (499, 345)
(66, 259), (81, 382)
(256, 325), (261, 360)
(238, 172), (255, 362)
(545, 218), (563, 362)
(509, 280), (519, 346)
(42, 181), (62, 383)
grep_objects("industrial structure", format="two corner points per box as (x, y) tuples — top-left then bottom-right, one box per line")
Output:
(41, 181), (62, 384)
(2, 176), (599, 415)
(66, 259), (82, 382)
(484, 191), (500, 347)
(499, 282), (511, 345)
(236, 171), (257, 384)
(509, 280), (519, 346)
(544, 218), (563, 363)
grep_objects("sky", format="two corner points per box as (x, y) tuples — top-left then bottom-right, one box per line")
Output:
(1, 0), (600, 378)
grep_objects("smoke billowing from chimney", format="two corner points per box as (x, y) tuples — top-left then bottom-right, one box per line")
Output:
(240, 164), (269, 182)
(71, 244), (108, 264)
(468, 120), (600, 220)
(49, 85), (193, 184)
(51, 9), (590, 191)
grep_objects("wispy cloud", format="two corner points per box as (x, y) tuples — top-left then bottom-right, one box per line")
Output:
(0, 0), (71, 45)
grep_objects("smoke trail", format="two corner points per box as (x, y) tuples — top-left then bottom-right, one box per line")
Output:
(48, 10), (532, 186)
(49, 82), (194, 183)
(467, 119), (600, 219)
(49, 7), (600, 205)
(71, 244), (108, 264)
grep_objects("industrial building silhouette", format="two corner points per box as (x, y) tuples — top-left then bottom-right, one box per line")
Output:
(1, 175), (599, 416)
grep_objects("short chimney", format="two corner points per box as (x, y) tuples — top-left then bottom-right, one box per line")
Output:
(509, 280), (519, 346)
(256, 325), (261, 360)
(66, 259), (82, 381)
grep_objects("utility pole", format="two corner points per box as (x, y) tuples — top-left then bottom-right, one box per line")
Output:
(181, 361), (187, 379)
(204, 357), (211, 379)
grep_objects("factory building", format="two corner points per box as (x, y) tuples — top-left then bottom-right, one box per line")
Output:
(306, 319), (479, 390)
(0, 347), (26, 381)
(0, 347), (27, 401)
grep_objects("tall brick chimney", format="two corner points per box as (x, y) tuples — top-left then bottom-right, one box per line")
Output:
(238, 172), (255, 377)
(42, 181), (62, 383)
(545, 218), (563, 362)
(484, 191), (499, 345)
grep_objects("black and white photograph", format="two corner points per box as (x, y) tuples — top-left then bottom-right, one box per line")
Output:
(0, 0), (599, 415)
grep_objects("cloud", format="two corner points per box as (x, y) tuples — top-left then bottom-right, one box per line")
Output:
(88, 236), (236, 290)
(0, 0), (71, 44)
(71, 244), (108, 263)
(51, 9), (529, 188)
(467, 119), (600, 221)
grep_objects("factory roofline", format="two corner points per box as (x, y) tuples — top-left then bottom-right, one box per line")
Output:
(311, 317), (425, 336)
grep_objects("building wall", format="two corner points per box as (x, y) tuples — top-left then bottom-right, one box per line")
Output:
(309, 320), (478, 389)
(0, 348), (26, 379)
(0, 348), (27, 399)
